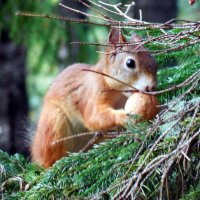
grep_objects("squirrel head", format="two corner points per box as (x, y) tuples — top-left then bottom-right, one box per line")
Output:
(102, 28), (157, 96)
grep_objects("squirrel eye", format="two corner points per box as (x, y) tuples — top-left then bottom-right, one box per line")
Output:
(126, 59), (136, 69)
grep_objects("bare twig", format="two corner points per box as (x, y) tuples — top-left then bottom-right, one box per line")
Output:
(82, 68), (138, 90)
(16, 11), (109, 27)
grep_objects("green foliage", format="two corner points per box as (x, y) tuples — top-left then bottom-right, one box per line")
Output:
(0, 150), (28, 181)
(180, 181), (200, 200)
(0, 150), (43, 199)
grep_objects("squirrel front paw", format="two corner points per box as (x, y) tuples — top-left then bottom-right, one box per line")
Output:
(113, 109), (129, 127)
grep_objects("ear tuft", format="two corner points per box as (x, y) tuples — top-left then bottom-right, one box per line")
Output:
(108, 28), (126, 44)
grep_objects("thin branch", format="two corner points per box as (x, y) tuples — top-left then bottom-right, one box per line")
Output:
(59, 3), (109, 22)
(74, 0), (116, 23)
(82, 68), (138, 90)
(16, 11), (109, 27)
(99, 1), (148, 23)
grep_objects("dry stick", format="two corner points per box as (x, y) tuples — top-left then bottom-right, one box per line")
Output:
(16, 11), (200, 30)
(132, 24), (198, 48)
(79, 132), (100, 153)
(196, 160), (200, 180)
(115, 19), (200, 29)
(181, 150), (191, 162)
(159, 158), (175, 200)
(1, 177), (25, 192)
(139, 166), (161, 195)
(124, 2), (136, 15)
(87, 0), (120, 15)
(16, 12), (109, 27)
(179, 104), (199, 145)
(97, 45), (123, 55)
(74, 0), (116, 23)
(166, 31), (187, 44)
(82, 68), (138, 90)
(115, 118), (181, 199)
(143, 155), (169, 173)
(71, 31), (173, 47)
(70, 41), (131, 47)
(137, 167), (160, 197)
(153, 38), (200, 55)
(71, 39), (144, 47)
(178, 162), (184, 197)
(166, 176), (170, 200)
(159, 80), (199, 118)
(79, 23), (199, 55)
(127, 157), (170, 199)
(87, 32), (200, 55)
(99, 1), (148, 24)
(90, 179), (131, 200)
(159, 125), (200, 200)
(59, 3), (109, 22)
(144, 113), (199, 200)
(144, 26), (199, 48)
(112, 23), (200, 30)
(180, 128), (200, 147)
(105, 36), (200, 55)
(163, 18), (199, 25)
(163, 102), (200, 124)
(97, 35), (200, 54)
(177, 104), (199, 169)
(16, 13), (200, 32)
(51, 132), (99, 145)
(119, 156), (170, 199)
(71, 23), (200, 48)
(182, 145), (190, 171)
(128, 154), (169, 199)
(126, 136), (182, 199)
(59, 0), (200, 28)
(51, 131), (133, 146)
(128, 127), (200, 199)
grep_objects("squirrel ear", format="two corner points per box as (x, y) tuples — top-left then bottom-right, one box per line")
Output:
(130, 33), (142, 42)
(108, 28), (126, 44)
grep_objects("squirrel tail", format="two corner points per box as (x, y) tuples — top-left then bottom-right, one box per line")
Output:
(31, 101), (73, 168)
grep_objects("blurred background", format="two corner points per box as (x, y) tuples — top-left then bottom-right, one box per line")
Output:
(0, 0), (200, 158)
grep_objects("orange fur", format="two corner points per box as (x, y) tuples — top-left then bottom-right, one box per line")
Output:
(31, 28), (158, 168)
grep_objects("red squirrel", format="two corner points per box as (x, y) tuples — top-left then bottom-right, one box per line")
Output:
(31, 28), (158, 168)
